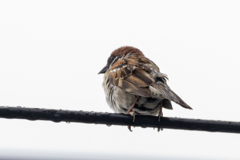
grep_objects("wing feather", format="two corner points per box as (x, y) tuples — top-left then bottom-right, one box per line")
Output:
(108, 54), (154, 97)
(118, 78), (151, 97)
(108, 53), (192, 109)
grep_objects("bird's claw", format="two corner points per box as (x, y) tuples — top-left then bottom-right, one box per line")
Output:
(128, 125), (133, 132)
(158, 107), (163, 131)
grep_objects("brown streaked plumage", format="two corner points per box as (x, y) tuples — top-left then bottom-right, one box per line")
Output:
(99, 46), (192, 123)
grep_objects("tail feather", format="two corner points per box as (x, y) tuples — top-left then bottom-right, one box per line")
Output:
(168, 89), (192, 109)
(151, 83), (192, 110)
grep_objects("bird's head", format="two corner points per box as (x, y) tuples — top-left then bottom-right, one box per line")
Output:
(98, 46), (144, 74)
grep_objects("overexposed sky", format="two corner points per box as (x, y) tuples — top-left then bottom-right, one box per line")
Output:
(0, 0), (240, 159)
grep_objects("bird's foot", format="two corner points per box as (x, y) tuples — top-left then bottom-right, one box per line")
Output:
(130, 111), (136, 122)
(128, 125), (132, 132)
(158, 111), (163, 121)
(127, 111), (135, 132)
(158, 107), (163, 132)
(127, 96), (140, 114)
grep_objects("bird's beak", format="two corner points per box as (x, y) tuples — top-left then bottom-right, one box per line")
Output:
(98, 64), (109, 74)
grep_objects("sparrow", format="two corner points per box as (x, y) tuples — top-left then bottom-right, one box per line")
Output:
(99, 46), (192, 129)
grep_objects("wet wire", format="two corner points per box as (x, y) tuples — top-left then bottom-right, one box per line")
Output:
(0, 106), (240, 133)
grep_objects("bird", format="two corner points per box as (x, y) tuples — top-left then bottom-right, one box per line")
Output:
(99, 46), (192, 130)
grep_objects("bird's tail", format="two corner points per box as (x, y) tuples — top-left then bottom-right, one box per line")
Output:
(168, 89), (192, 109)
(151, 83), (192, 110)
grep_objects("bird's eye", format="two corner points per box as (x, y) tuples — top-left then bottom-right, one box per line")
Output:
(107, 56), (116, 65)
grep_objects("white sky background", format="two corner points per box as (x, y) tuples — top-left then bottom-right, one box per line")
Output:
(0, 0), (240, 159)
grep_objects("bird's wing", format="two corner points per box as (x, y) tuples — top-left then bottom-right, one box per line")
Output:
(108, 54), (192, 109)
(108, 54), (154, 97)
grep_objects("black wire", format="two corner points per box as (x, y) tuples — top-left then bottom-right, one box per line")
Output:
(0, 106), (240, 133)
